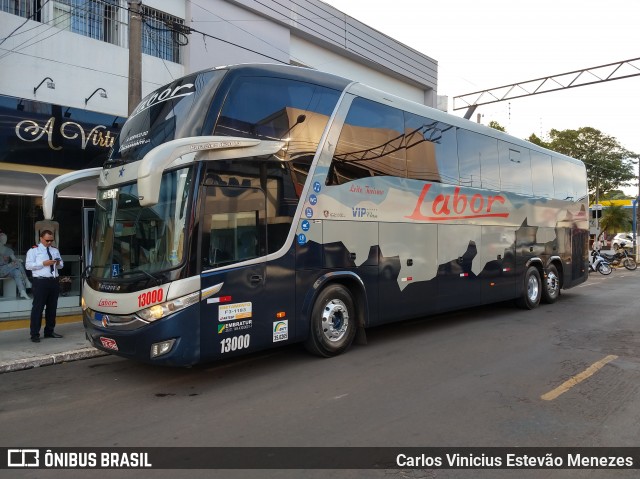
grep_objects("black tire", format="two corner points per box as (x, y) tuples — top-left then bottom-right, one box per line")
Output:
(597, 262), (612, 275)
(623, 257), (637, 271)
(541, 264), (560, 304)
(515, 266), (542, 310)
(304, 284), (356, 357)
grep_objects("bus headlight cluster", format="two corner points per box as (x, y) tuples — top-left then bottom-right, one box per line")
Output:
(137, 291), (200, 322)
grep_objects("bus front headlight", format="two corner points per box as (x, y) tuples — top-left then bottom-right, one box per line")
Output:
(137, 291), (200, 322)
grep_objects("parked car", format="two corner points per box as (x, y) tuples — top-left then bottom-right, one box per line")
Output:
(612, 232), (634, 249)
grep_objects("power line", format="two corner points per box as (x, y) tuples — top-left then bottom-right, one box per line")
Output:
(185, 0), (434, 81)
(0, 0), (101, 61)
(183, 0), (292, 64)
(0, 0), (51, 46)
(142, 21), (175, 81)
(2, 0), (433, 97)
(0, 46), (130, 79)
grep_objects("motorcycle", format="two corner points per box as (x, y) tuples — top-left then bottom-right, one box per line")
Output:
(590, 249), (612, 275)
(600, 248), (637, 271)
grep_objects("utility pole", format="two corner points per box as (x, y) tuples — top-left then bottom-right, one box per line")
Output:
(636, 166), (640, 259)
(128, 0), (142, 115)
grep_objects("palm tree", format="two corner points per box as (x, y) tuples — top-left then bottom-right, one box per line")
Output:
(600, 204), (632, 234)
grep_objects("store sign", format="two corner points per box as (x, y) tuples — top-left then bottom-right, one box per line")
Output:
(0, 95), (123, 170)
(15, 116), (115, 151)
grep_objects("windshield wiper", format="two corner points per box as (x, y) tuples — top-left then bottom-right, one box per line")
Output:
(83, 265), (113, 279)
(117, 269), (161, 285)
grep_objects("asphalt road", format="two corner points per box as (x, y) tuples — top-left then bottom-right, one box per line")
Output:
(1, 269), (639, 479)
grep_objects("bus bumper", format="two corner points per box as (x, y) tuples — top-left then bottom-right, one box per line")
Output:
(83, 308), (200, 366)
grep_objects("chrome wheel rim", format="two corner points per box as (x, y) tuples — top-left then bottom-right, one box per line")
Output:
(321, 299), (349, 342)
(546, 271), (559, 297)
(527, 275), (539, 302)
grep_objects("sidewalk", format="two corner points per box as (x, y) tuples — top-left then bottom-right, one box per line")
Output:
(0, 315), (107, 374)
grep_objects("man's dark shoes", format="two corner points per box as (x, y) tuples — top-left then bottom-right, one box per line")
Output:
(44, 332), (63, 338)
(31, 336), (40, 343)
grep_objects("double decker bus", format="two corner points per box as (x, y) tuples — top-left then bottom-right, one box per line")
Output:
(44, 64), (589, 366)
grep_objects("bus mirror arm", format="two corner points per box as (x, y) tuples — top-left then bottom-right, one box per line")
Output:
(137, 136), (285, 207)
(82, 265), (93, 280)
(42, 167), (102, 220)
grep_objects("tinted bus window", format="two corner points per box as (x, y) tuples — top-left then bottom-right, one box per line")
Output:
(499, 141), (532, 196)
(479, 135), (500, 191)
(530, 151), (554, 198)
(457, 129), (500, 191)
(405, 113), (458, 185)
(328, 97), (406, 185)
(202, 160), (299, 268)
(570, 161), (588, 201)
(457, 129), (482, 188)
(215, 77), (340, 161)
(111, 70), (223, 165)
(552, 156), (574, 200)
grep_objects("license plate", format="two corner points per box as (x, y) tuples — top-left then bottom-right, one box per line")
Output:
(100, 337), (118, 351)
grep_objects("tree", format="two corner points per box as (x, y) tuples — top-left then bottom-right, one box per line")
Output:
(529, 127), (639, 198)
(526, 133), (546, 147)
(488, 120), (506, 132)
(600, 204), (632, 234)
(602, 189), (629, 200)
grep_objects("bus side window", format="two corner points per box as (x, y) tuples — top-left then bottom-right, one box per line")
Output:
(531, 151), (554, 198)
(499, 141), (532, 196)
(214, 77), (340, 162)
(552, 156), (574, 200)
(405, 113), (457, 184)
(328, 97), (406, 185)
(569, 160), (588, 201)
(456, 129), (500, 191)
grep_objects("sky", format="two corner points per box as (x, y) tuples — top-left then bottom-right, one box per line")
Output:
(323, 0), (640, 194)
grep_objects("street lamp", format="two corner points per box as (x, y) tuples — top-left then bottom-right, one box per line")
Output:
(34, 77), (55, 94)
(85, 87), (108, 105)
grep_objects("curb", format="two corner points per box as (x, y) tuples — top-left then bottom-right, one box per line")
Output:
(0, 314), (83, 331)
(0, 347), (109, 374)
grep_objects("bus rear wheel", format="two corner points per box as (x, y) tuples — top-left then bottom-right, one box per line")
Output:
(304, 284), (356, 357)
(515, 266), (542, 310)
(541, 264), (560, 304)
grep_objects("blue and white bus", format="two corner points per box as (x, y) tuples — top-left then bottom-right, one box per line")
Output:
(44, 64), (589, 366)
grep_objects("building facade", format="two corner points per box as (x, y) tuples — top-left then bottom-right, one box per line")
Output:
(0, 0), (438, 317)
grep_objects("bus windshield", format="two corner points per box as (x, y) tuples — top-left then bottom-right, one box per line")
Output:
(107, 69), (225, 166)
(91, 167), (193, 279)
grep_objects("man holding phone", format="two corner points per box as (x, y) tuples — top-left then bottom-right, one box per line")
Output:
(26, 230), (64, 342)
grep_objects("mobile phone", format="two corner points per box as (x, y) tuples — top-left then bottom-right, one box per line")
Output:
(55, 258), (61, 263)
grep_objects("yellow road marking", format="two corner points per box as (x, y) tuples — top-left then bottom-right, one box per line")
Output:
(541, 355), (618, 401)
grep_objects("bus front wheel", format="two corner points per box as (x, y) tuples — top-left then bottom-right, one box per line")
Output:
(304, 284), (356, 357)
(516, 266), (542, 310)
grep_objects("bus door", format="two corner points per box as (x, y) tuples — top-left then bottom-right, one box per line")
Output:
(200, 185), (266, 360)
(436, 225), (482, 311)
